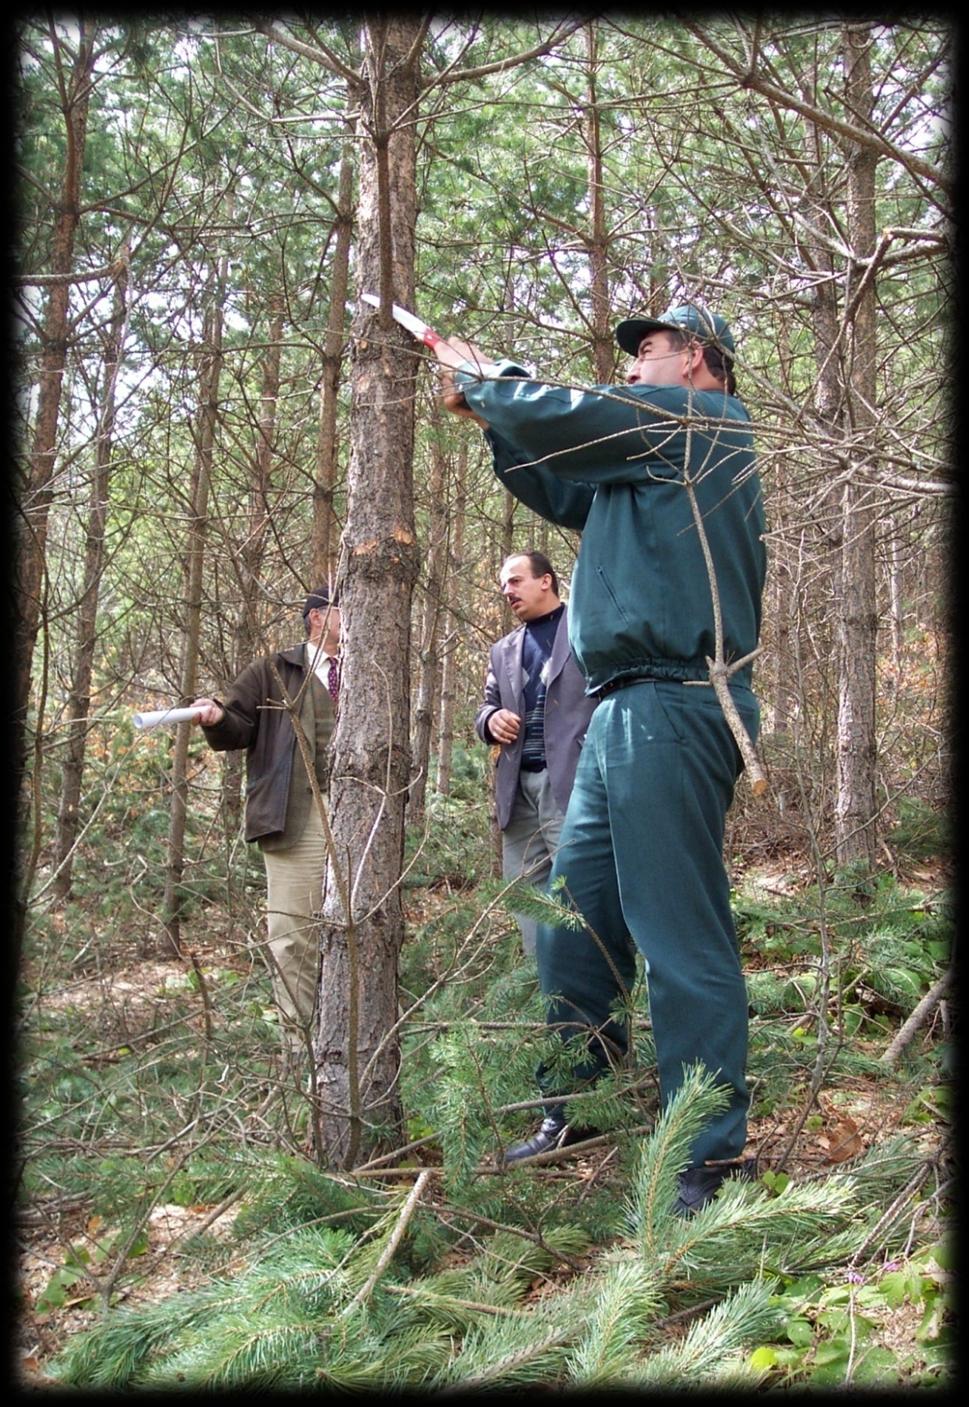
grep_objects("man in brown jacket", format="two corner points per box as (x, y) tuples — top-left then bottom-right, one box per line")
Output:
(191, 588), (340, 1054)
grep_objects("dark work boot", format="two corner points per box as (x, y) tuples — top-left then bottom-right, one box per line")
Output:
(674, 1157), (758, 1216)
(502, 1115), (599, 1164)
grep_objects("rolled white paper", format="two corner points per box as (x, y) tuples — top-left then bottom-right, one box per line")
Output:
(133, 706), (204, 730)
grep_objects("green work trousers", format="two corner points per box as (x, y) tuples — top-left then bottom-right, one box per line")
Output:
(535, 678), (759, 1168)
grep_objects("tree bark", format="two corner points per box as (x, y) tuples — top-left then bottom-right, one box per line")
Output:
(221, 296), (285, 843)
(765, 321), (799, 742)
(13, 21), (96, 931)
(409, 429), (448, 822)
(235, 297), (284, 666)
(834, 24), (879, 868)
(313, 18), (423, 1167)
(888, 526), (904, 683)
(159, 274), (225, 956)
(52, 258), (129, 901)
(436, 441), (467, 798)
(313, 143), (355, 583)
(584, 22), (613, 384)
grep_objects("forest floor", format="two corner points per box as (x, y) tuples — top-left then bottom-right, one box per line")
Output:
(16, 1061), (936, 1385)
(15, 849), (952, 1389)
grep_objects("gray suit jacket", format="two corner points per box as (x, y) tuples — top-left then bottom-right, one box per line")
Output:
(474, 607), (597, 830)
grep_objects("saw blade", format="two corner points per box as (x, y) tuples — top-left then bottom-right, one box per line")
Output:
(360, 293), (442, 347)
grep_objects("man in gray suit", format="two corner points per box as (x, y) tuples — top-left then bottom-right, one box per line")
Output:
(475, 551), (597, 955)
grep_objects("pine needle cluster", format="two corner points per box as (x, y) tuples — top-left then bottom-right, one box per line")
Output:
(50, 1068), (931, 1391)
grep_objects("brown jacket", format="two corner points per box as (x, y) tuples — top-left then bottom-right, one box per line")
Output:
(202, 644), (328, 843)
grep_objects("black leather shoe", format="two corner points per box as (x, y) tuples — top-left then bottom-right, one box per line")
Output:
(502, 1116), (598, 1164)
(674, 1157), (757, 1216)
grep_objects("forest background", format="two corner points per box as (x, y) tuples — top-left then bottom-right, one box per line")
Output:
(12, 13), (953, 1392)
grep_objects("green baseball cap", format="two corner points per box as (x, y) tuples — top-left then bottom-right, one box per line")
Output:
(615, 303), (736, 357)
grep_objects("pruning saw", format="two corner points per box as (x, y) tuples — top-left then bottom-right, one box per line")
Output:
(360, 292), (443, 348)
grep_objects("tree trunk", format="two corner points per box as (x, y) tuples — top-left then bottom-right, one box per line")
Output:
(888, 526), (904, 683)
(834, 24), (879, 869)
(584, 22), (613, 383)
(802, 105), (849, 824)
(766, 322), (799, 741)
(498, 483), (518, 637)
(222, 297), (285, 844)
(313, 143), (355, 583)
(769, 558), (798, 736)
(436, 441), (467, 798)
(159, 277), (225, 956)
(13, 21), (96, 933)
(234, 297), (284, 665)
(500, 484), (516, 563)
(52, 259), (129, 900)
(435, 635), (457, 800)
(313, 18), (423, 1168)
(409, 431), (448, 822)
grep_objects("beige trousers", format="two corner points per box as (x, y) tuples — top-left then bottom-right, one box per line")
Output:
(261, 807), (326, 1043)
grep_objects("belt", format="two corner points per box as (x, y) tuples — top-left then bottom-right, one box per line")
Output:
(519, 760), (547, 772)
(594, 676), (660, 700)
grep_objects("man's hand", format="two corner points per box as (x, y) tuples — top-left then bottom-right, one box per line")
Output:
(438, 368), (489, 425)
(431, 336), (495, 372)
(190, 697), (225, 727)
(431, 336), (495, 426)
(488, 709), (521, 745)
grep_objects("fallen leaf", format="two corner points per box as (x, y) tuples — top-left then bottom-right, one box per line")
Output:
(815, 1102), (864, 1163)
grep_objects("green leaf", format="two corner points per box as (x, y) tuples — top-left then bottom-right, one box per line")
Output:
(917, 1294), (952, 1344)
(850, 1345), (900, 1383)
(927, 1240), (954, 1271)
(879, 1269), (921, 1307)
(785, 1318), (814, 1347)
(36, 1265), (84, 1313)
(812, 1339), (850, 1367)
(127, 1230), (150, 1258)
(780, 1273), (823, 1300)
(36, 1279), (68, 1312)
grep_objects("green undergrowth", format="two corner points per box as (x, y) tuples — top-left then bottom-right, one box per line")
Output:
(46, 1071), (949, 1390)
(20, 812), (952, 1390)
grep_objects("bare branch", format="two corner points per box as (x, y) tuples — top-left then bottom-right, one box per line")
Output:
(881, 968), (952, 1068)
(683, 20), (951, 198)
(255, 19), (361, 87)
(15, 257), (128, 288)
(423, 18), (589, 91)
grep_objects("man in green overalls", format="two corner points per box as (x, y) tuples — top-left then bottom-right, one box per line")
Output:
(435, 304), (766, 1213)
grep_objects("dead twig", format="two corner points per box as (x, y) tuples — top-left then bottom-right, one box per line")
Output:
(881, 968), (952, 1069)
(680, 420), (768, 795)
(342, 1168), (432, 1314)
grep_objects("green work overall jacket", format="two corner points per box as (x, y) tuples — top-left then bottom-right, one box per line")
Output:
(456, 360), (766, 694)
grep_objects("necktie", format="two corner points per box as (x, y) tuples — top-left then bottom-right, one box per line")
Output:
(327, 657), (340, 703)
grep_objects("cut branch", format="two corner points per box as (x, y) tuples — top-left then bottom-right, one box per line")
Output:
(343, 1168), (432, 1313)
(881, 968), (951, 1068)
